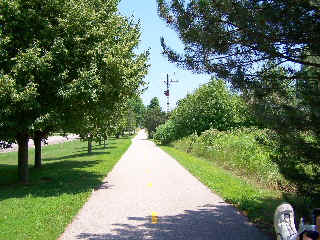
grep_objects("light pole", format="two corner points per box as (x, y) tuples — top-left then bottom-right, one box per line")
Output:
(163, 73), (178, 114)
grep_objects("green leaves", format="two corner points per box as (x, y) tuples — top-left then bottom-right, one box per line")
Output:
(143, 97), (167, 138)
(153, 120), (177, 145)
(153, 78), (255, 144)
(157, 0), (320, 82)
(158, 0), (320, 197)
(0, 0), (149, 181)
(0, 0), (149, 137)
(169, 78), (253, 138)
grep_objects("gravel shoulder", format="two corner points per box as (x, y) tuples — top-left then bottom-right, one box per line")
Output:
(0, 134), (79, 153)
(58, 130), (270, 240)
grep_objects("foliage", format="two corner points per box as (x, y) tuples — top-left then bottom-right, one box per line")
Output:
(143, 97), (167, 138)
(168, 78), (254, 139)
(128, 95), (146, 128)
(243, 63), (320, 197)
(157, 0), (320, 198)
(106, 96), (146, 138)
(258, 128), (320, 198)
(148, 97), (161, 109)
(153, 120), (177, 144)
(0, 0), (148, 182)
(157, 0), (320, 81)
(171, 127), (289, 191)
(0, 137), (132, 240)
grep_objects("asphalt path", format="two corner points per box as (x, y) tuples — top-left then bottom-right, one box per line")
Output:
(59, 130), (270, 240)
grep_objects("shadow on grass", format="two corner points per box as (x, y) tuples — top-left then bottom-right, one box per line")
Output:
(0, 164), (19, 185)
(75, 144), (117, 152)
(0, 154), (112, 201)
(76, 204), (271, 240)
(43, 151), (109, 161)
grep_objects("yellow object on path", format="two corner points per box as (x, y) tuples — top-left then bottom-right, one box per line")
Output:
(151, 212), (158, 224)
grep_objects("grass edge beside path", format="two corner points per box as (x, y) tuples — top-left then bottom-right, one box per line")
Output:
(160, 145), (283, 238)
(0, 137), (132, 240)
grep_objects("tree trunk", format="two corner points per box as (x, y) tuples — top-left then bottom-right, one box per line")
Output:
(34, 131), (42, 169)
(17, 133), (29, 184)
(88, 139), (92, 153)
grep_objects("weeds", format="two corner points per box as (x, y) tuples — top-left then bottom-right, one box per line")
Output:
(171, 127), (292, 191)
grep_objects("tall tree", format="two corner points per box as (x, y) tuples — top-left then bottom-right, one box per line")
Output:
(157, 0), (320, 82)
(170, 78), (252, 138)
(128, 96), (146, 128)
(143, 97), (167, 138)
(0, 0), (149, 183)
(249, 62), (320, 195)
(157, 0), (320, 194)
(148, 97), (161, 109)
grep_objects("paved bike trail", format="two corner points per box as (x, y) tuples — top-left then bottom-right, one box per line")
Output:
(59, 130), (270, 240)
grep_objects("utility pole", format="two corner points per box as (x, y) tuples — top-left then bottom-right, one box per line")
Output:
(163, 73), (178, 114)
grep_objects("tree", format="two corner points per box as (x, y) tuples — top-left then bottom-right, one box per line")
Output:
(157, 0), (320, 83)
(31, 115), (58, 168)
(157, 0), (320, 194)
(248, 63), (320, 195)
(170, 78), (252, 138)
(0, 0), (149, 183)
(128, 96), (146, 128)
(148, 97), (161, 109)
(143, 97), (167, 138)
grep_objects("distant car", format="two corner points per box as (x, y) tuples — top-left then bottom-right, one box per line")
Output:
(0, 141), (12, 149)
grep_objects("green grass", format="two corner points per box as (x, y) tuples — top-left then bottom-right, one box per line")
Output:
(0, 137), (132, 240)
(160, 145), (284, 236)
(171, 128), (290, 191)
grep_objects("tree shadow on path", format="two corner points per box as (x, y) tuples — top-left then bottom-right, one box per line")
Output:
(76, 204), (271, 240)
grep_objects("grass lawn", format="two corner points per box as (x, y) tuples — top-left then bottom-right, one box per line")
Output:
(160, 145), (285, 237)
(0, 137), (132, 240)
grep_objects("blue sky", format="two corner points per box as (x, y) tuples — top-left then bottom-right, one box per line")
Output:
(118, 0), (211, 111)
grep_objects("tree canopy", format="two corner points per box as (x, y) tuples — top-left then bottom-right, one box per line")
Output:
(157, 0), (320, 195)
(127, 95), (146, 128)
(157, 0), (320, 84)
(143, 97), (167, 138)
(0, 0), (149, 183)
(154, 78), (253, 143)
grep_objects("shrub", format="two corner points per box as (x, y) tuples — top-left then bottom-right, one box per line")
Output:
(172, 127), (292, 191)
(169, 78), (255, 139)
(153, 120), (177, 144)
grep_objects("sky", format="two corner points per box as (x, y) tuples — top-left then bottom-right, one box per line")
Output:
(118, 0), (211, 111)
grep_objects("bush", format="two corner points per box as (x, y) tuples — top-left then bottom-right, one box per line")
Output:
(172, 127), (291, 191)
(153, 120), (177, 144)
(169, 78), (255, 139)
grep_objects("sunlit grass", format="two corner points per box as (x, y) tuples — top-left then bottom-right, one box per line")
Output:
(0, 137), (132, 240)
(171, 129), (290, 191)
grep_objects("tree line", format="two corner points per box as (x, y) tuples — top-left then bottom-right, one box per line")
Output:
(0, 0), (149, 183)
(154, 0), (320, 197)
